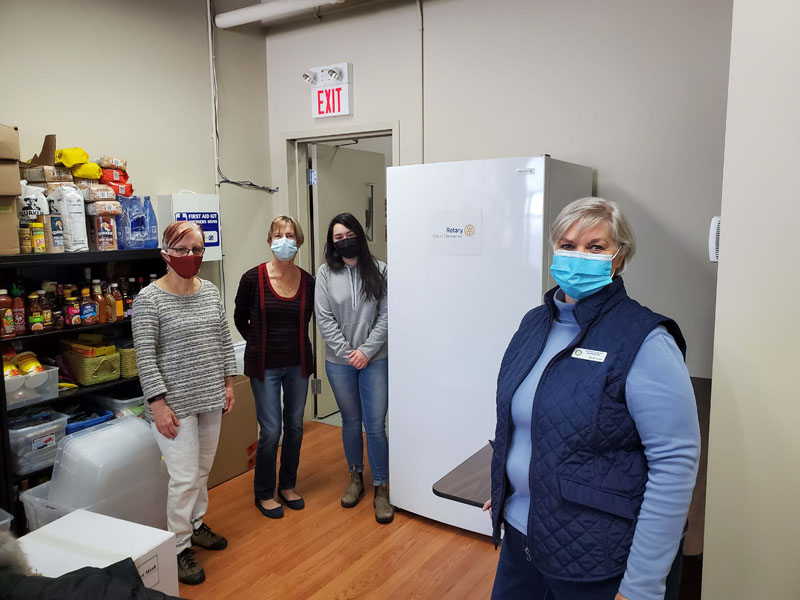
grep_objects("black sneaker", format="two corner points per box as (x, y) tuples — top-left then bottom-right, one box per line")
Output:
(191, 523), (228, 551)
(177, 548), (205, 585)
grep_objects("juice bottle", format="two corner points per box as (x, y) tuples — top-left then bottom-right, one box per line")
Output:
(65, 296), (82, 327)
(111, 283), (125, 321)
(129, 277), (138, 299)
(104, 285), (116, 323)
(38, 289), (53, 331)
(92, 280), (106, 324)
(80, 288), (99, 325)
(27, 293), (44, 334)
(12, 295), (26, 335)
(0, 289), (14, 339)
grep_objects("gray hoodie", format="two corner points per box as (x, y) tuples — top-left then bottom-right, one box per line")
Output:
(315, 261), (388, 365)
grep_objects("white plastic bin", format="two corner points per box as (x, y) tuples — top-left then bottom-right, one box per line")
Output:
(20, 482), (71, 530)
(8, 410), (68, 475)
(5, 366), (59, 410)
(0, 507), (12, 531)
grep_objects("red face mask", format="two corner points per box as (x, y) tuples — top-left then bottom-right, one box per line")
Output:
(161, 252), (203, 279)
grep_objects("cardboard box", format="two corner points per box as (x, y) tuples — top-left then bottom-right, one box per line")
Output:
(0, 196), (19, 255)
(0, 125), (20, 160)
(88, 215), (119, 251)
(18, 509), (178, 596)
(0, 160), (21, 196)
(208, 375), (258, 488)
(23, 165), (73, 183)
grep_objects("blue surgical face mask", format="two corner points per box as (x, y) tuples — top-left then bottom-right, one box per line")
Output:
(271, 237), (298, 262)
(550, 248), (620, 301)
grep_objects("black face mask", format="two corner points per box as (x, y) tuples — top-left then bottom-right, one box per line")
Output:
(334, 237), (361, 259)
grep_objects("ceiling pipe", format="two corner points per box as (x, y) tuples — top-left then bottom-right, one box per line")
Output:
(215, 0), (346, 28)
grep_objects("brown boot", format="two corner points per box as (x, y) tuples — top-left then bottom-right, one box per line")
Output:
(341, 471), (364, 508)
(373, 483), (394, 524)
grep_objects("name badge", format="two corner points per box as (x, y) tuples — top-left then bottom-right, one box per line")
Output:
(571, 348), (607, 363)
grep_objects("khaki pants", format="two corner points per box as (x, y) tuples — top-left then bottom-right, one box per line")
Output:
(152, 409), (222, 553)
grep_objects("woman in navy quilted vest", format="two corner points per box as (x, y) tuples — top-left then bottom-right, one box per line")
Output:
(485, 197), (701, 600)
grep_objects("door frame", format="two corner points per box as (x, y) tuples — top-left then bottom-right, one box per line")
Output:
(283, 123), (398, 419)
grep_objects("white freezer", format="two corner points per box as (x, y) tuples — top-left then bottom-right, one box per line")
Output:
(387, 155), (592, 534)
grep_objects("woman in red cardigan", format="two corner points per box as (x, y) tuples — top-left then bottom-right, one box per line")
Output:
(234, 216), (315, 519)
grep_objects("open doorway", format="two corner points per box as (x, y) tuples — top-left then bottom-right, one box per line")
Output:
(289, 133), (392, 421)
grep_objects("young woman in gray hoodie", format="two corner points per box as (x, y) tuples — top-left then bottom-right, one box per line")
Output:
(315, 213), (392, 523)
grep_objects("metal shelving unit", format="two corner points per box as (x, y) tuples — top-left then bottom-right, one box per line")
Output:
(0, 249), (162, 534)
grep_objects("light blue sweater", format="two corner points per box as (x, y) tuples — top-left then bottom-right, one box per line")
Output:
(503, 289), (700, 600)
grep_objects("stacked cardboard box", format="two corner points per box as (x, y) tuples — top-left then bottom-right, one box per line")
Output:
(0, 124), (21, 255)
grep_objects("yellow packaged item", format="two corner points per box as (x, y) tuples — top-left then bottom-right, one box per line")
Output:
(15, 351), (44, 374)
(71, 162), (102, 180)
(55, 147), (90, 168)
(3, 356), (22, 378)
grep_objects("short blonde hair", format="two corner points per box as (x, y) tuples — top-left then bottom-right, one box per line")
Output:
(267, 215), (305, 248)
(550, 197), (636, 274)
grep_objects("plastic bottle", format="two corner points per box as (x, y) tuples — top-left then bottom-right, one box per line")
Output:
(92, 280), (106, 324)
(38, 289), (53, 331)
(12, 295), (26, 335)
(27, 293), (44, 334)
(0, 289), (14, 339)
(127, 196), (147, 249)
(80, 288), (99, 325)
(111, 283), (125, 321)
(143, 196), (159, 249)
(149, 273), (158, 285)
(104, 285), (116, 323)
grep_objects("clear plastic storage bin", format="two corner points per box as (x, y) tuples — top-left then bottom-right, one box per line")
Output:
(48, 417), (168, 529)
(8, 410), (68, 475)
(90, 392), (145, 418)
(5, 366), (59, 410)
(20, 482), (71, 530)
(0, 507), (12, 531)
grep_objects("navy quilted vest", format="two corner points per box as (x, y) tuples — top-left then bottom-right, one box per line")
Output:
(490, 277), (685, 581)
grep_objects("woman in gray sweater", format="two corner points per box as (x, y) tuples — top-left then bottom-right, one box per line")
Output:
(132, 221), (237, 586)
(315, 213), (392, 524)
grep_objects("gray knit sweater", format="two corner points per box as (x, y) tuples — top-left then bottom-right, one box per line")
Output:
(132, 279), (237, 419)
(315, 261), (388, 365)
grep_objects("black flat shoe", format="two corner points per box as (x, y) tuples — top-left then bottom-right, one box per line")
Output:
(255, 497), (284, 519)
(278, 489), (305, 510)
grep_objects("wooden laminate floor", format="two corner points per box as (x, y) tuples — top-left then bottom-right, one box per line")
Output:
(180, 421), (498, 600)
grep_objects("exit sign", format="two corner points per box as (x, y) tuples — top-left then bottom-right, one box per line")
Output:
(308, 62), (354, 119)
(313, 85), (352, 118)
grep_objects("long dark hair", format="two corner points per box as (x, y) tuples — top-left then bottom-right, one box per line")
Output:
(324, 212), (386, 302)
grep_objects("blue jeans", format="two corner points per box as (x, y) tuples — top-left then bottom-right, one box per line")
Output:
(250, 366), (309, 500)
(325, 358), (388, 485)
(491, 521), (683, 600)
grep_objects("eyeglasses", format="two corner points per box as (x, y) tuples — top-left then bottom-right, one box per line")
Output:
(168, 246), (205, 257)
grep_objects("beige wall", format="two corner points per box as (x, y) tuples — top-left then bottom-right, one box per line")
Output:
(265, 0), (732, 377)
(0, 0), (271, 338)
(211, 1), (272, 336)
(702, 1), (800, 597)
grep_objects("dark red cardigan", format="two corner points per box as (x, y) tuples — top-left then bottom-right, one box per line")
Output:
(233, 264), (315, 380)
